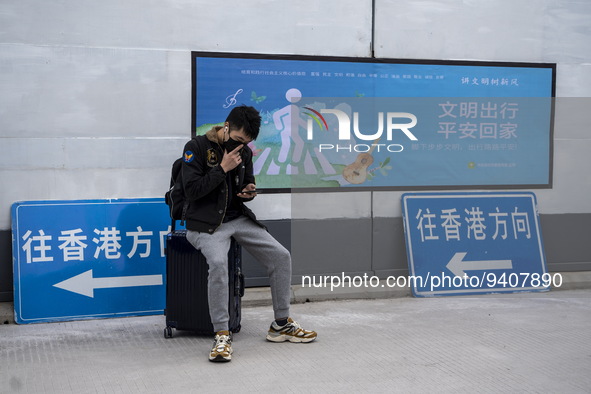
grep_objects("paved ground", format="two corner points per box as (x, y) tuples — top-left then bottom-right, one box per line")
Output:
(1, 289), (590, 393)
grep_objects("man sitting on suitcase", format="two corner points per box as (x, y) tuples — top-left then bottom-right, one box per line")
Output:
(182, 104), (317, 362)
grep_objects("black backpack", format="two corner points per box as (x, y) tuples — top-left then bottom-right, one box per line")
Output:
(164, 157), (189, 228)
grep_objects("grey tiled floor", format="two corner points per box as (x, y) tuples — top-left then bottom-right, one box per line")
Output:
(1, 290), (590, 393)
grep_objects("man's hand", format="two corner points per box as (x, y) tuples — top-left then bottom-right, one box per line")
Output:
(237, 183), (257, 199)
(220, 144), (244, 173)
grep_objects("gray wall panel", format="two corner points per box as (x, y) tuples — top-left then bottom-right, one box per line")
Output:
(371, 217), (408, 277)
(541, 214), (591, 269)
(290, 218), (373, 279)
(0, 231), (12, 302)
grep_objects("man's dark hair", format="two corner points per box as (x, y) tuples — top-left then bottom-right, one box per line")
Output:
(226, 105), (261, 140)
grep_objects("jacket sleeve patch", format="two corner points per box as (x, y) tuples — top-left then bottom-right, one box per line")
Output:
(184, 151), (194, 163)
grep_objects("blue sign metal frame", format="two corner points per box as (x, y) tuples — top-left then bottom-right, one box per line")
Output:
(401, 192), (549, 297)
(11, 198), (171, 324)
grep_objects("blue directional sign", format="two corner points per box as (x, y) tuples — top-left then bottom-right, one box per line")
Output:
(11, 199), (172, 324)
(401, 192), (549, 297)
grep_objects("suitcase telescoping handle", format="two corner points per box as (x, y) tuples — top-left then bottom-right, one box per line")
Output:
(171, 202), (189, 232)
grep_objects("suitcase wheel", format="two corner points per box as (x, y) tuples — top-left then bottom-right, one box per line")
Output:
(164, 326), (173, 339)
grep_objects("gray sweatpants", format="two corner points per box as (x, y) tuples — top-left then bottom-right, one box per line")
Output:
(186, 216), (291, 332)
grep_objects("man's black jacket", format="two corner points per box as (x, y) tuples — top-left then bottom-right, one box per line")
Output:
(181, 126), (263, 233)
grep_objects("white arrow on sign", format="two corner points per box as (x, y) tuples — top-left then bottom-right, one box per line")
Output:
(446, 252), (513, 277)
(53, 270), (163, 298)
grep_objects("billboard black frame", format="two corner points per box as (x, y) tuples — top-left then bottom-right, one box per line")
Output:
(191, 51), (556, 193)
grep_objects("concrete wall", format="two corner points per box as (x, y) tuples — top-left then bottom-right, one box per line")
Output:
(1, 0), (590, 300)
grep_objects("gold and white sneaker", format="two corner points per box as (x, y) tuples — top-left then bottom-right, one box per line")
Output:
(266, 318), (317, 343)
(209, 330), (233, 362)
